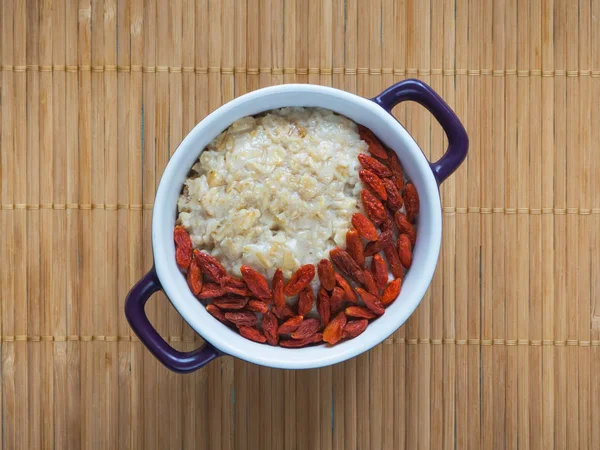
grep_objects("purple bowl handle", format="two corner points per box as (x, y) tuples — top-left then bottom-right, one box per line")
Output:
(373, 79), (468, 184)
(125, 268), (220, 373)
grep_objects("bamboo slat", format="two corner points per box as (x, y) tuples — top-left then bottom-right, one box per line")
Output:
(13, 0), (28, 448)
(116, 0), (132, 447)
(441, 1), (456, 448)
(591, 4), (600, 450)
(578, 4), (592, 450)
(480, 1), (493, 448)
(541, 2), (556, 448)
(454, 0), (469, 448)
(528, 4), (543, 450)
(25, 0), (41, 447)
(566, 2), (581, 447)
(141, 0), (157, 446)
(1, 1), (16, 448)
(0, 1), (598, 449)
(554, 0), (568, 448)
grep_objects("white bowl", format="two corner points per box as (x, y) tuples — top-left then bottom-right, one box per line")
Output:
(125, 80), (467, 372)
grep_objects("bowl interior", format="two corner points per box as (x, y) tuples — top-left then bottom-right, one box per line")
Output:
(153, 84), (442, 369)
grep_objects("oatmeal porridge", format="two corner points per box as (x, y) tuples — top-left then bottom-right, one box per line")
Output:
(177, 107), (367, 279)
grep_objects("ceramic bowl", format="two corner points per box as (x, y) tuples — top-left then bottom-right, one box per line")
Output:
(125, 79), (468, 372)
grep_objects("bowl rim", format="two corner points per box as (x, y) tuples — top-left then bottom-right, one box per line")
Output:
(152, 83), (442, 369)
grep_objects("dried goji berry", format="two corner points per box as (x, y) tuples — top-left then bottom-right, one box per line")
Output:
(335, 273), (358, 304)
(403, 183), (420, 223)
(206, 304), (233, 326)
(371, 254), (388, 290)
(364, 241), (381, 257)
(317, 287), (331, 325)
(176, 247), (193, 270)
(246, 299), (269, 313)
(355, 287), (385, 315)
(323, 312), (347, 345)
(280, 333), (323, 348)
(272, 268), (285, 308)
(359, 169), (387, 201)
(241, 265), (273, 302)
(361, 190), (387, 225)
(225, 310), (258, 327)
(278, 316), (304, 334)
(361, 270), (379, 297)
(273, 304), (295, 321)
(381, 278), (402, 306)
(364, 229), (392, 257)
(345, 306), (377, 319)
(174, 226), (193, 269)
(387, 150), (405, 189)
(186, 254), (203, 295)
(317, 259), (336, 291)
(224, 284), (254, 297)
(346, 229), (365, 267)
(284, 264), (316, 296)
(221, 275), (253, 296)
(330, 247), (365, 284)
(239, 326), (267, 343)
(291, 318), (321, 339)
(383, 178), (403, 211)
(174, 225), (193, 250)
(391, 175), (404, 191)
(383, 242), (403, 278)
(342, 320), (368, 339)
(262, 311), (279, 345)
(351, 213), (378, 242)
(297, 286), (315, 317)
(222, 275), (246, 289)
(195, 251), (227, 283)
(198, 282), (227, 299)
(398, 234), (413, 269)
(380, 210), (395, 233)
(330, 287), (345, 315)
(358, 153), (392, 178)
(358, 125), (389, 160)
(212, 296), (249, 310)
(394, 212), (417, 245)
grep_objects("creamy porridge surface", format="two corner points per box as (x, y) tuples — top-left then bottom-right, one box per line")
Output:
(177, 107), (366, 279)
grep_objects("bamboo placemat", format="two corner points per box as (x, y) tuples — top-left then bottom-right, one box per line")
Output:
(1, 0), (599, 448)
